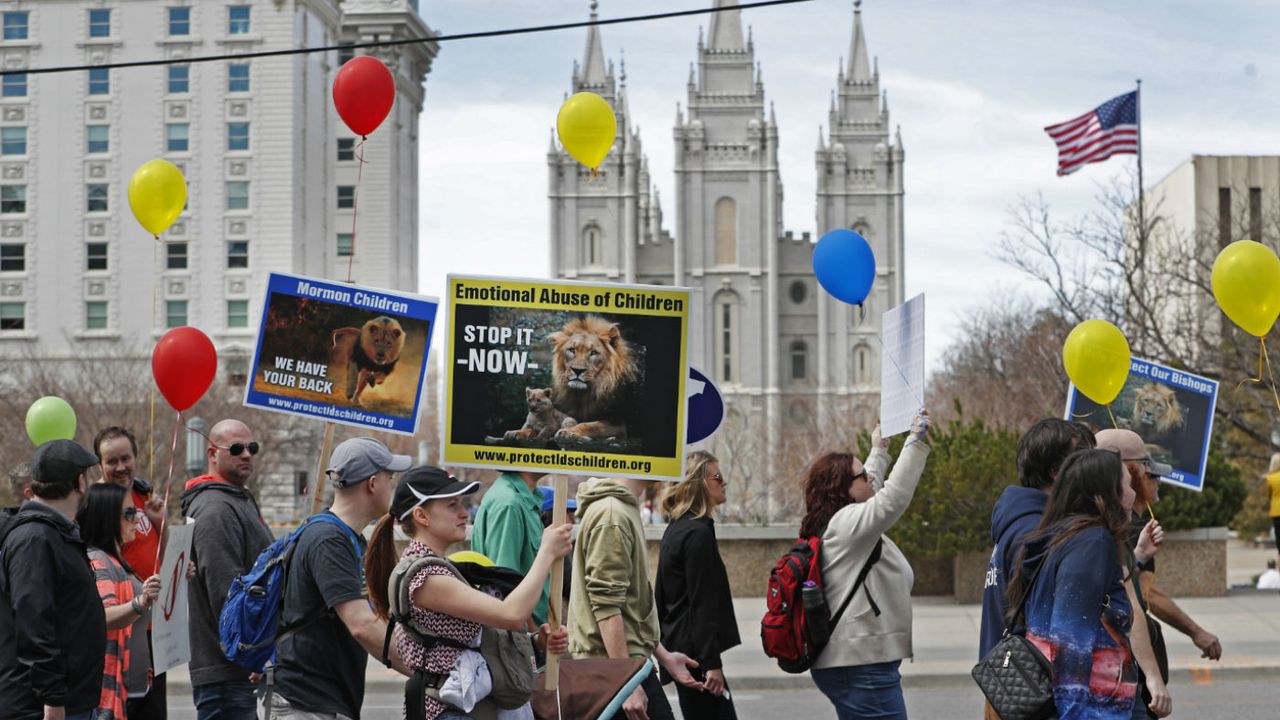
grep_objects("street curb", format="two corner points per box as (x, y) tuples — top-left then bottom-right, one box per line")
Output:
(163, 664), (1280, 695)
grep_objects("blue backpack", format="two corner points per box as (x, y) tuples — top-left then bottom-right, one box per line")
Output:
(219, 512), (362, 673)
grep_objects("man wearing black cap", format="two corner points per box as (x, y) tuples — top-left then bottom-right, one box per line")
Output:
(0, 439), (108, 720)
(268, 437), (412, 719)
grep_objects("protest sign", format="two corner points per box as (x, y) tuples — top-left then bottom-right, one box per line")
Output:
(244, 272), (438, 435)
(152, 522), (195, 674)
(880, 294), (926, 437)
(443, 275), (690, 481)
(1064, 356), (1219, 492)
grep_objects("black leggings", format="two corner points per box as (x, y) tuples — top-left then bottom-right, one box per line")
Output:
(1273, 517), (1280, 554)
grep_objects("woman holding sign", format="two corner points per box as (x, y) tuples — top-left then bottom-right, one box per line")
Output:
(800, 413), (931, 720)
(78, 483), (162, 720)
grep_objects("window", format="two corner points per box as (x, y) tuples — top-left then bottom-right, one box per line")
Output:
(0, 244), (22, 271)
(1219, 187), (1232, 247)
(0, 301), (22, 330)
(714, 197), (737, 265)
(854, 345), (871, 385)
(2, 73), (26, 97)
(88, 9), (111, 38)
(86, 184), (108, 213)
(228, 6), (250, 34)
(337, 138), (355, 161)
(88, 67), (109, 95)
(790, 341), (808, 380)
(337, 43), (355, 66)
(86, 125), (109, 154)
(85, 242), (108, 270)
(227, 299), (249, 328)
(227, 63), (249, 92)
(168, 7), (190, 36)
(166, 123), (189, 152)
(337, 185), (355, 209)
(1, 185), (25, 213)
(166, 242), (187, 269)
(1250, 187), (1262, 242)
(582, 225), (601, 266)
(336, 233), (352, 257)
(226, 181), (249, 210)
(1, 127), (26, 156)
(227, 122), (249, 151)
(3, 12), (29, 41)
(85, 301), (108, 330)
(165, 300), (187, 328)
(168, 64), (189, 93)
(227, 240), (249, 268)
(714, 293), (739, 383)
(789, 280), (807, 304)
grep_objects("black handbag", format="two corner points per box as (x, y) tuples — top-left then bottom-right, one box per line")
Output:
(971, 560), (1054, 720)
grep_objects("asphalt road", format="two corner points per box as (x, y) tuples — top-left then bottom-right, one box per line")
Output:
(166, 674), (1279, 719)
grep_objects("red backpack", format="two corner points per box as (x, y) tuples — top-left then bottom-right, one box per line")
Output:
(760, 534), (883, 673)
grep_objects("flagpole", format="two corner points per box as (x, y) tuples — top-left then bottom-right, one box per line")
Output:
(1136, 79), (1145, 246)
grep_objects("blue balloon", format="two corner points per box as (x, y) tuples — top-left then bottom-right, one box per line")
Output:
(686, 366), (724, 445)
(813, 229), (876, 305)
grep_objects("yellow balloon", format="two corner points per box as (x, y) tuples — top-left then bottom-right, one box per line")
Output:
(556, 92), (616, 170)
(128, 159), (187, 237)
(448, 550), (494, 567)
(1211, 240), (1280, 337)
(1063, 319), (1131, 405)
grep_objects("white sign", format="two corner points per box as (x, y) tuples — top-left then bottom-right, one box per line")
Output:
(880, 293), (926, 437)
(152, 522), (195, 674)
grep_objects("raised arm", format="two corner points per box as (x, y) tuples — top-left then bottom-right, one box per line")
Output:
(863, 423), (892, 491)
(827, 413), (932, 540)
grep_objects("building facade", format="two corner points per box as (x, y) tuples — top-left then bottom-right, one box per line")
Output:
(549, 0), (904, 506)
(0, 0), (435, 519)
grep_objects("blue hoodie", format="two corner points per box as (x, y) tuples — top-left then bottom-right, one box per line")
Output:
(1017, 527), (1135, 720)
(979, 485), (1047, 659)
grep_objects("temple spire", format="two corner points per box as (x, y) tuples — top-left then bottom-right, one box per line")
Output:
(581, 0), (608, 86)
(707, 0), (745, 51)
(847, 0), (872, 82)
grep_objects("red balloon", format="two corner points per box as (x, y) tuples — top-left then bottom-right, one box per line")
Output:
(332, 56), (395, 137)
(152, 327), (217, 411)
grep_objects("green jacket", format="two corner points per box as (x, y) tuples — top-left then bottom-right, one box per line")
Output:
(471, 473), (549, 625)
(568, 478), (658, 660)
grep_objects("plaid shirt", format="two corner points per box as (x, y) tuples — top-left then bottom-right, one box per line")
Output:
(88, 549), (136, 719)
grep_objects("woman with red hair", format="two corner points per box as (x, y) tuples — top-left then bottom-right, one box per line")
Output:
(801, 411), (931, 720)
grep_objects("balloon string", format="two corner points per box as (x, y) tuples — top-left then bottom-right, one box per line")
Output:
(148, 385), (156, 489)
(1262, 337), (1280, 415)
(154, 409), (183, 569)
(345, 136), (368, 285)
(1106, 404), (1118, 429)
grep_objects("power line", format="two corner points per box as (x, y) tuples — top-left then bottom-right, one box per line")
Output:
(2, 0), (818, 77)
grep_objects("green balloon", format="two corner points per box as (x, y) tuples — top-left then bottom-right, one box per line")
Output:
(26, 396), (77, 446)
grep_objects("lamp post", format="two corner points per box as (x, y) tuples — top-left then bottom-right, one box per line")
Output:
(185, 417), (207, 479)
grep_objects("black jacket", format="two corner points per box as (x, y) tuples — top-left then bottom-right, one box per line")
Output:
(654, 514), (740, 673)
(180, 477), (275, 687)
(0, 501), (107, 718)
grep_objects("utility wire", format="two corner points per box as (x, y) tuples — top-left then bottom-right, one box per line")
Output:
(2, 0), (817, 77)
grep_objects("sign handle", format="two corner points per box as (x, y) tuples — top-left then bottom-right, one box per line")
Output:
(544, 474), (570, 691)
(310, 422), (336, 517)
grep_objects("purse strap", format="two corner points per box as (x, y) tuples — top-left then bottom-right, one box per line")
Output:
(1003, 549), (1048, 634)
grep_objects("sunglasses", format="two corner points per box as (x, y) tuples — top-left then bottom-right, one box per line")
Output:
(851, 470), (869, 483)
(218, 441), (260, 457)
(711, 472), (728, 487)
(123, 507), (138, 521)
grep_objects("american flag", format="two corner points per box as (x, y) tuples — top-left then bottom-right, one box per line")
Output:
(1044, 91), (1139, 176)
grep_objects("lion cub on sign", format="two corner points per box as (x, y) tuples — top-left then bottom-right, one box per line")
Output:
(503, 387), (576, 442)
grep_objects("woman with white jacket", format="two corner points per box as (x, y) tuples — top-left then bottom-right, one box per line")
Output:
(800, 411), (931, 720)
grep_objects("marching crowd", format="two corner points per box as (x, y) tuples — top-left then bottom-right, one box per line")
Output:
(0, 409), (1221, 720)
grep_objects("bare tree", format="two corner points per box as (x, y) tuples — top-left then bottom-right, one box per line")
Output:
(993, 169), (1280, 470)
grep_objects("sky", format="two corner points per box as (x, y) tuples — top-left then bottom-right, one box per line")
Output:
(416, 0), (1279, 372)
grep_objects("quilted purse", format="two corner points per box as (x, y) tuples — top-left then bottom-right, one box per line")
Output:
(971, 558), (1054, 720)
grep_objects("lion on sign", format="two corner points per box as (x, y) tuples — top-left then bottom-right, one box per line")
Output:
(1123, 382), (1186, 461)
(549, 315), (639, 443)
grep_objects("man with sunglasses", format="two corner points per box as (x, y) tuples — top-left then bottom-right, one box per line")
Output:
(179, 419), (275, 720)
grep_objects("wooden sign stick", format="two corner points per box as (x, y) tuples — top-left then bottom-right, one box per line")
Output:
(544, 474), (570, 690)
(309, 422), (337, 516)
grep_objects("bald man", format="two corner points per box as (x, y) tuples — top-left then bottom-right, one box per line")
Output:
(179, 419), (275, 720)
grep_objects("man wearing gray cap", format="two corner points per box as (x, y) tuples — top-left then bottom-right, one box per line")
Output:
(0, 439), (108, 720)
(268, 437), (412, 719)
